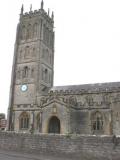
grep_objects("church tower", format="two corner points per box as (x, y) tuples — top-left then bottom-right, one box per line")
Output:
(7, 1), (54, 131)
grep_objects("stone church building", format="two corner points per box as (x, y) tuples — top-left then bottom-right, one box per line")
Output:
(7, 1), (120, 135)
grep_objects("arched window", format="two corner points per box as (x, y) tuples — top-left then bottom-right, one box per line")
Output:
(33, 23), (38, 38)
(43, 24), (46, 42)
(21, 25), (26, 40)
(32, 48), (36, 57)
(19, 112), (29, 129)
(91, 112), (103, 132)
(23, 66), (29, 78)
(24, 46), (30, 58)
(46, 27), (49, 45)
(26, 24), (32, 39)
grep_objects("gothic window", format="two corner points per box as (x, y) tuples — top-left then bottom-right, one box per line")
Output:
(43, 24), (46, 42)
(19, 112), (29, 129)
(24, 46), (30, 58)
(26, 24), (32, 39)
(46, 27), (49, 45)
(33, 23), (38, 38)
(23, 66), (29, 78)
(91, 112), (103, 132)
(21, 25), (26, 40)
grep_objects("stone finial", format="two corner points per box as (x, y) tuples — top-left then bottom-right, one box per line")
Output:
(21, 4), (24, 15)
(41, 0), (44, 9)
(30, 4), (32, 12)
(52, 11), (54, 20)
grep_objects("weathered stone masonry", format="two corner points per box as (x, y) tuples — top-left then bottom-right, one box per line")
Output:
(0, 132), (120, 159)
(7, 1), (120, 136)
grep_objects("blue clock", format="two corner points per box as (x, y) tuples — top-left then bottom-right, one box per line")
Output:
(21, 85), (28, 92)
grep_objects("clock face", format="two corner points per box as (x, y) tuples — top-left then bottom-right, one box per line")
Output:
(21, 85), (28, 92)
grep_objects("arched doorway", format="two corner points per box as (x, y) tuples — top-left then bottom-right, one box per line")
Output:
(48, 116), (60, 134)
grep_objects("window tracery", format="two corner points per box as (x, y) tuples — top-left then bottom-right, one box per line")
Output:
(91, 112), (103, 132)
(19, 112), (29, 129)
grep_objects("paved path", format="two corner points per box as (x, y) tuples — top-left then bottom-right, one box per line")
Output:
(0, 150), (75, 160)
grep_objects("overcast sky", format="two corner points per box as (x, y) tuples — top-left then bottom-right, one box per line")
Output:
(1, 0), (120, 115)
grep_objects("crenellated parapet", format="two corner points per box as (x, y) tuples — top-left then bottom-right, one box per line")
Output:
(50, 82), (120, 95)
(20, 1), (54, 25)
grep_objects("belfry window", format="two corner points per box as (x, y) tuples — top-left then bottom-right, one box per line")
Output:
(19, 112), (29, 129)
(21, 26), (26, 40)
(24, 46), (30, 58)
(33, 23), (38, 37)
(91, 112), (103, 131)
(26, 24), (32, 39)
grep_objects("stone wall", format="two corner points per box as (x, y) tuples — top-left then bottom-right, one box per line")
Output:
(0, 132), (120, 159)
